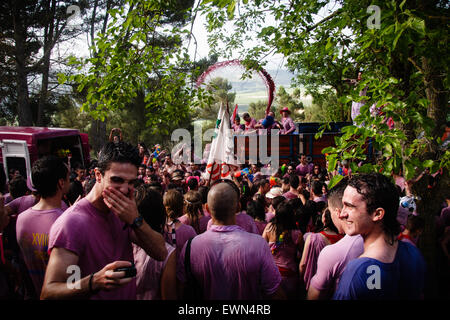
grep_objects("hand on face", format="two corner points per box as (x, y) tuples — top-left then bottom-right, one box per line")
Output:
(102, 186), (139, 225)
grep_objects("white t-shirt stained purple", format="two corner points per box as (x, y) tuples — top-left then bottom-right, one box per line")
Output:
(177, 225), (281, 300)
(309, 234), (364, 294)
(48, 198), (136, 300)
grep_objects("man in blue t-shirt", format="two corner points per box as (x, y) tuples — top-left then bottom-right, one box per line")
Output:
(333, 173), (426, 300)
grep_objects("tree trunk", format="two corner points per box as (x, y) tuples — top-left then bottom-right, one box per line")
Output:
(422, 57), (447, 143)
(418, 50), (449, 300)
(89, 119), (107, 154)
(88, 0), (109, 153)
(37, 0), (56, 127)
(12, 3), (32, 126)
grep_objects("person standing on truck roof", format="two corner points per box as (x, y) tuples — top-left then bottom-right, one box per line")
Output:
(243, 113), (257, 133)
(232, 115), (245, 133)
(40, 141), (168, 300)
(254, 111), (282, 135)
(16, 156), (70, 297)
(280, 107), (296, 135)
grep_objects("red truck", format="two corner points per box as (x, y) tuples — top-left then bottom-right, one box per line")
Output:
(233, 122), (355, 168)
(0, 126), (90, 182)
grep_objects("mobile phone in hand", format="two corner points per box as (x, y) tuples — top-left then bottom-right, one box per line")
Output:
(114, 264), (137, 278)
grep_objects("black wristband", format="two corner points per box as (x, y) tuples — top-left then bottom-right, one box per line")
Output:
(89, 272), (95, 294)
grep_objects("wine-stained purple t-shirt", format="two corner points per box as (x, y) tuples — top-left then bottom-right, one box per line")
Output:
(179, 214), (211, 234)
(207, 212), (259, 234)
(309, 234), (364, 294)
(48, 198), (136, 300)
(7, 195), (68, 215)
(16, 207), (64, 295)
(177, 225), (281, 299)
(163, 223), (197, 260)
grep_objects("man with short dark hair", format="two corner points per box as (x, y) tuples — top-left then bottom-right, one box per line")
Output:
(137, 164), (146, 180)
(243, 113), (257, 132)
(282, 175), (300, 200)
(177, 181), (285, 299)
(311, 180), (326, 203)
(16, 156), (70, 297)
(281, 177), (290, 193)
(307, 177), (364, 300)
(333, 173), (426, 299)
(252, 178), (270, 200)
(41, 142), (167, 300)
(8, 176), (29, 200)
(296, 154), (314, 177)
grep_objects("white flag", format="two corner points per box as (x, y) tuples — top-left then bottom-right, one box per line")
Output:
(205, 104), (238, 181)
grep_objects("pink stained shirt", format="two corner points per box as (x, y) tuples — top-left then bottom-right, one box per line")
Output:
(48, 198), (136, 300)
(16, 207), (64, 296)
(163, 223), (197, 260)
(269, 229), (302, 273)
(254, 220), (267, 235)
(281, 116), (296, 134)
(282, 191), (299, 200)
(265, 211), (275, 223)
(7, 195), (68, 215)
(301, 232), (330, 290)
(177, 224), (281, 300)
(244, 118), (257, 132)
(313, 195), (327, 203)
(207, 211), (259, 234)
(296, 163), (314, 177)
(178, 214), (211, 234)
(133, 242), (175, 300)
(309, 234), (364, 294)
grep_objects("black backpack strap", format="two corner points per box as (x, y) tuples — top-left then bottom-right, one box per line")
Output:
(183, 237), (203, 300)
(184, 237), (193, 278)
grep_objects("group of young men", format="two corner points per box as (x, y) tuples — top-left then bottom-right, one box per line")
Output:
(0, 140), (427, 300)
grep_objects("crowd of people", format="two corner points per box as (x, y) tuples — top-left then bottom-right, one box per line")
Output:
(0, 136), (448, 300)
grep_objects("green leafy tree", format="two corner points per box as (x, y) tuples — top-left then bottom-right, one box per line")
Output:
(0, 0), (93, 126)
(60, 0), (197, 151)
(304, 89), (341, 123)
(52, 95), (91, 133)
(106, 89), (194, 148)
(276, 86), (305, 122)
(248, 100), (268, 121)
(194, 76), (236, 124)
(200, 0), (449, 297)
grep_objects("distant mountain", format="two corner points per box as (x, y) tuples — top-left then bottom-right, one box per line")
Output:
(201, 67), (311, 108)
(267, 69), (297, 88)
(228, 69), (296, 93)
(202, 67), (297, 93)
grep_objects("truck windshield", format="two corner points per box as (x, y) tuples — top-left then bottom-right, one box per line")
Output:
(37, 135), (84, 168)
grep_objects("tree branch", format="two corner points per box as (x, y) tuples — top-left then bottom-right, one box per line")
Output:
(305, 8), (343, 33)
(408, 57), (425, 74)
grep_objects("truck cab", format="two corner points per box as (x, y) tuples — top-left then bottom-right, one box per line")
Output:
(0, 126), (90, 183)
